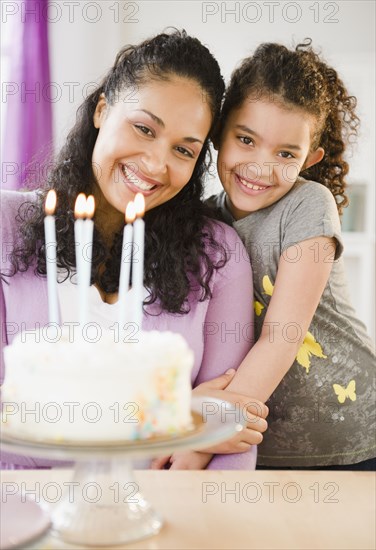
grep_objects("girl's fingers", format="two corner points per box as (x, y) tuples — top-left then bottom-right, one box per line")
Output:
(244, 413), (268, 433)
(244, 400), (269, 420)
(200, 425), (264, 454)
(193, 369), (237, 393)
(241, 427), (263, 445)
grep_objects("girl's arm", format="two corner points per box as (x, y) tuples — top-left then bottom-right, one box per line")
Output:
(227, 236), (335, 402)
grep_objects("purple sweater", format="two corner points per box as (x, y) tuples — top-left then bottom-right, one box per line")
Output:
(1, 190), (256, 469)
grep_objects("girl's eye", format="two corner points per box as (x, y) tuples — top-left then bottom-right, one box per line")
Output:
(279, 151), (294, 159)
(238, 136), (254, 146)
(175, 146), (194, 158)
(135, 124), (154, 137)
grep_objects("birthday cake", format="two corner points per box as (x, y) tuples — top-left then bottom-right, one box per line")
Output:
(1, 329), (194, 443)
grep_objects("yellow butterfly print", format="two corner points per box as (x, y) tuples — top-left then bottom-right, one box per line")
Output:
(262, 275), (274, 297)
(333, 380), (356, 404)
(254, 301), (264, 316)
(296, 331), (327, 373)
(254, 275), (273, 315)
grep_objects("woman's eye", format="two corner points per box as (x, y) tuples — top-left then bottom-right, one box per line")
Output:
(135, 124), (153, 136)
(239, 136), (254, 146)
(176, 146), (194, 158)
(279, 151), (294, 159)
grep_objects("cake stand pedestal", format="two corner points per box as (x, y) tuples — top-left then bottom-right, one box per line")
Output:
(1, 396), (244, 547)
(50, 458), (162, 546)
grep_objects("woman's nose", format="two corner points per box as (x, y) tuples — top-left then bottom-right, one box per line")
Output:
(140, 145), (168, 177)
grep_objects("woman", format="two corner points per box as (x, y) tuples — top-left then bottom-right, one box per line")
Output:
(1, 30), (267, 470)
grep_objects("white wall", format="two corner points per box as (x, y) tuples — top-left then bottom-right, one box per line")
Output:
(49, 1), (374, 154)
(48, 0), (375, 336)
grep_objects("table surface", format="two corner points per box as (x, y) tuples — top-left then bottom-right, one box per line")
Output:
(1, 469), (375, 550)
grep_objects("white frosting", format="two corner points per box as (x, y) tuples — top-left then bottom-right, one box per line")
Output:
(1, 329), (194, 442)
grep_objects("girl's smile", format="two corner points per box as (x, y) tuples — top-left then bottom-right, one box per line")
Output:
(234, 172), (272, 194)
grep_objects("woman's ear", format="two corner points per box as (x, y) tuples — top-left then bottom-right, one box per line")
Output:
(93, 93), (107, 129)
(304, 147), (325, 170)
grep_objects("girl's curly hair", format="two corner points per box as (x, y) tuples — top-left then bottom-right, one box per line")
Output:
(6, 30), (228, 314)
(217, 39), (360, 214)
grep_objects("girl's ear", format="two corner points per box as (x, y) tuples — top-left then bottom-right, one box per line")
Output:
(304, 147), (325, 170)
(93, 93), (107, 129)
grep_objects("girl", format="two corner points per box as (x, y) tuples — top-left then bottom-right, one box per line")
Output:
(0, 30), (268, 470)
(207, 39), (375, 469)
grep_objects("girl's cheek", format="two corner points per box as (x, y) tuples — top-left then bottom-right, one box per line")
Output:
(220, 139), (232, 159)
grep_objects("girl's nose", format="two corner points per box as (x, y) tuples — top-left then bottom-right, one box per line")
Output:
(243, 155), (275, 185)
(259, 159), (276, 185)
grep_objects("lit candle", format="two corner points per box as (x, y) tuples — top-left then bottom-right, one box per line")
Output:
(44, 190), (59, 324)
(74, 193), (87, 326)
(83, 195), (95, 288)
(132, 193), (145, 331)
(118, 201), (136, 329)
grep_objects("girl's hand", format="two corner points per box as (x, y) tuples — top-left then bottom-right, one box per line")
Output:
(193, 369), (268, 419)
(152, 370), (268, 467)
(193, 370), (268, 453)
(201, 422), (263, 454)
(151, 452), (213, 470)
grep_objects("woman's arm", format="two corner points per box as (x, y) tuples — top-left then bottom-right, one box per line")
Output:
(227, 236), (335, 402)
(193, 231), (255, 385)
(194, 227), (268, 444)
(170, 227), (267, 469)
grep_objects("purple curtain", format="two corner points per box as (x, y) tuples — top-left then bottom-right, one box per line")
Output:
(2, 0), (53, 190)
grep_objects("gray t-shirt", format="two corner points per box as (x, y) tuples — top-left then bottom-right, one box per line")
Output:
(207, 178), (375, 466)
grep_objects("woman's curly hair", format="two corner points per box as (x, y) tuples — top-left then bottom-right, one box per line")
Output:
(6, 30), (228, 314)
(217, 38), (360, 214)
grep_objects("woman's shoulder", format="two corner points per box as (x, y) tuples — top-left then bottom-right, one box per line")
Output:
(205, 218), (245, 249)
(204, 218), (251, 278)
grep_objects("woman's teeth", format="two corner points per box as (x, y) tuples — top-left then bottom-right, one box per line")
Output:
(122, 166), (156, 191)
(238, 176), (267, 191)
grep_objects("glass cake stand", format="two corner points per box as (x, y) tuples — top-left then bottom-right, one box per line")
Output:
(1, 396), (245, 547)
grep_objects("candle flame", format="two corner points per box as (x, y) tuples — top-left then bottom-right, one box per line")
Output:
(85, 195), (95, 219)
(134, 193), (145, 217)
(74, 193), (86, 219)
(125, 201), (136, 223)
(45, 190), (57, 215)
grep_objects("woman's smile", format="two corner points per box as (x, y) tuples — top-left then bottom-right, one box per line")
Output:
(120, 163), (163, 195)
